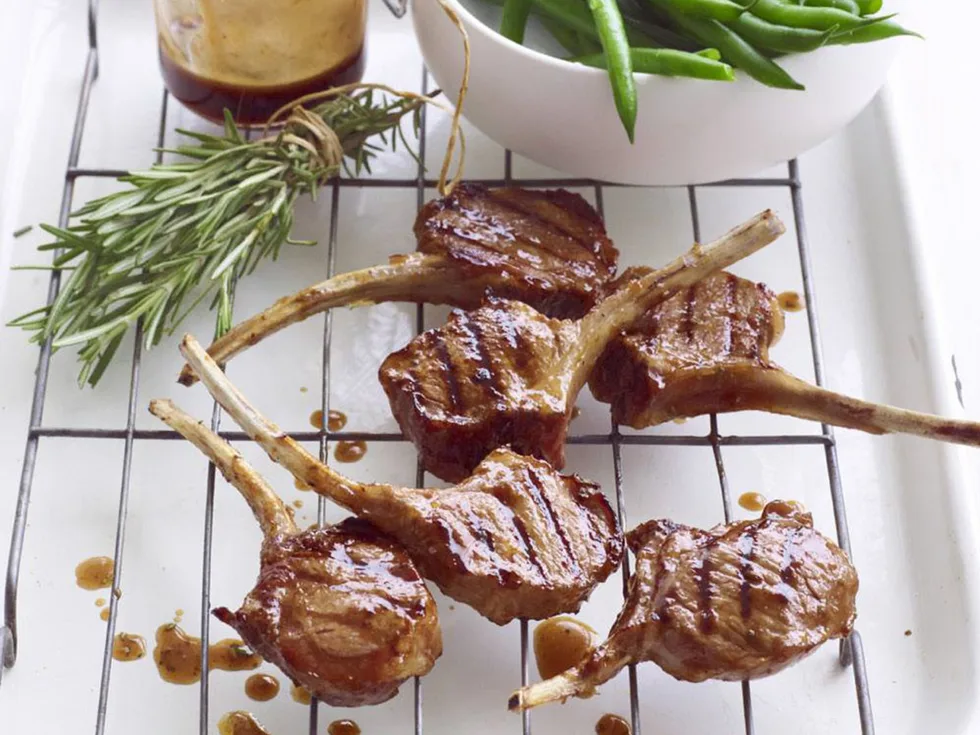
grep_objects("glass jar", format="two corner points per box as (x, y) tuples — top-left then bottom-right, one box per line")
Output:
(154, 0), (367, 125)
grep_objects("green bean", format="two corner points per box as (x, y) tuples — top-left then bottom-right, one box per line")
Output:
(854, 0), (882, 14)
(827, 18), (922, 44)
(802, 0), (860, 13)
(659, 0), (756, 22)
(500, 0), (534, 42)
(576, 47), (736, 80)
(660, 8), (805, 89)
(751, 0), (892, 30)
(586, 0), (637, 141)
(728, 12), (836, 53)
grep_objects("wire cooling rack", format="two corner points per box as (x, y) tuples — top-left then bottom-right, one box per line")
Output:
(0, 1), (875, 734)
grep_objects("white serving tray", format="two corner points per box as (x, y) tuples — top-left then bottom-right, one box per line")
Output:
(1, 2), (978, 734)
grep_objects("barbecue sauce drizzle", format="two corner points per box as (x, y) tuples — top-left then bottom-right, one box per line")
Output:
(596, 713), (632, 735)
(328, 721), (361, 735)
(153, 623), (261, 684)
(112, 632), (147, 662)
(533, 616), (598, 680)
(245, 673), (280, 701)
(217, 711), (271, 735)
(75, 556), (115, 590)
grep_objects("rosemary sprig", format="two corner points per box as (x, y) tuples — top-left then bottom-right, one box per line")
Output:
(9, 88), (432, 387)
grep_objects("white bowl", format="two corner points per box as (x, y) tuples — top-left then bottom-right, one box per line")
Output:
(412, 0), (911, 184)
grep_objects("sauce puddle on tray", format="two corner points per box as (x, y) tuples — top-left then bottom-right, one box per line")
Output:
(778, 290), (804, 313)
(218, 711), (270, 735)
(595, 713), (631, 735)
(112, 632), (147, 662)
(533, 615), (598, 680)
(245, 673), (280, 702)
(334, 440), (367, 463)
(75, 556), (115, 590)
(328, 720), (361, 735)
(738, 492), (767, 512)
(309, 409), (348, 431)
(153, 623), (261, 684)
(291, 684), (313, 705)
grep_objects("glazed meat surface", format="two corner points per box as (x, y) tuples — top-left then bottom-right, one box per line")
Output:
(381, 212), (786, 481)
(591, 270), (785, 427)
(178, 184), (617, 385)
(590, 271), (980, 446)
(414, 183), (619, 318)
(150, 399), (441, 706)
(511, 500), (858, 710)
(214, 519), (440, 707)
(380, 298), (578, 483)
(178, 335), (623, 625)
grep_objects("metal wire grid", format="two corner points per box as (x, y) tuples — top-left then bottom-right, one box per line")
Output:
(0, 3), (877, 734)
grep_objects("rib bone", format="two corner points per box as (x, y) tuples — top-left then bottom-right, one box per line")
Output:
(149, 398), (441, 707)
(380, 211), (786, 481)
(590, 271), (980, 447)
(178, 334), (623, 625)
(178, 183), (618, 385)
(510, 501), (858, 711)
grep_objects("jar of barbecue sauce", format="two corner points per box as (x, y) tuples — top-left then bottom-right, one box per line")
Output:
(154, 0), (367, 125)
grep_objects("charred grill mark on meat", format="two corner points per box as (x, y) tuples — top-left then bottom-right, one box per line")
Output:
(178, 185), (618, 385)
(177, 334), (623, 625)
(510, 500), (858, 711)
(148, 399), (441, 707)
(590, 271), (980, 447)
(381, 212), (787, 481)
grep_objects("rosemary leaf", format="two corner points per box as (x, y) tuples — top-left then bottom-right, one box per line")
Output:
(9, 89), (432, 387)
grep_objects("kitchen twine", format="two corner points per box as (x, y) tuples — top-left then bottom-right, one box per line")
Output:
(263, 0), (469, 197)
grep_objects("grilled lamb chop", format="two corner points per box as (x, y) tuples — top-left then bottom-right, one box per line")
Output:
(177, 334), (623, 625)
(380, 211), (786, 481)
(590, 271), (980, 447)
(178, 184), (618, 385)
(148, 399), (441, 706)
(510, 500), (858, 711)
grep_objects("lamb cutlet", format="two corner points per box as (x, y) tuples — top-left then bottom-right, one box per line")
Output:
(178, 334), (623, 626)
(178, 184), (618, 385)
(148, 399), (441, 707)
(380, 210), (787, 482)
(510, 500), (858, 711)
(590, 270), (980, 446)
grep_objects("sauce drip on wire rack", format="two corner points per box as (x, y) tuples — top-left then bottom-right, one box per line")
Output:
(533, 616), (598, 680)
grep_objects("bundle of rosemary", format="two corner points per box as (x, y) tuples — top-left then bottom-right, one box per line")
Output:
(9, 86), (446, 387)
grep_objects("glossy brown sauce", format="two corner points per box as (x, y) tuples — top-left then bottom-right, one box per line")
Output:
(112, 633), (147, 662)
(533, 616), (598, 680)
(217, 711), (270, 735)
(291, 684), (313, 705)
(309, 409), (348, 431)
(595, 713), (631, 735)
(778, 291), (804, 312)
(328, 720), (361, 735)
(100, 608), (110, 622)
(738, 492), (767, 512)
(245, 673), (280, 701)
(294, 477), (312, 492)
(75, 556), (114, 590)
(159, 43), (365, 126)
(334, 440), (367, 463)
(153, 623), (261, 684)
